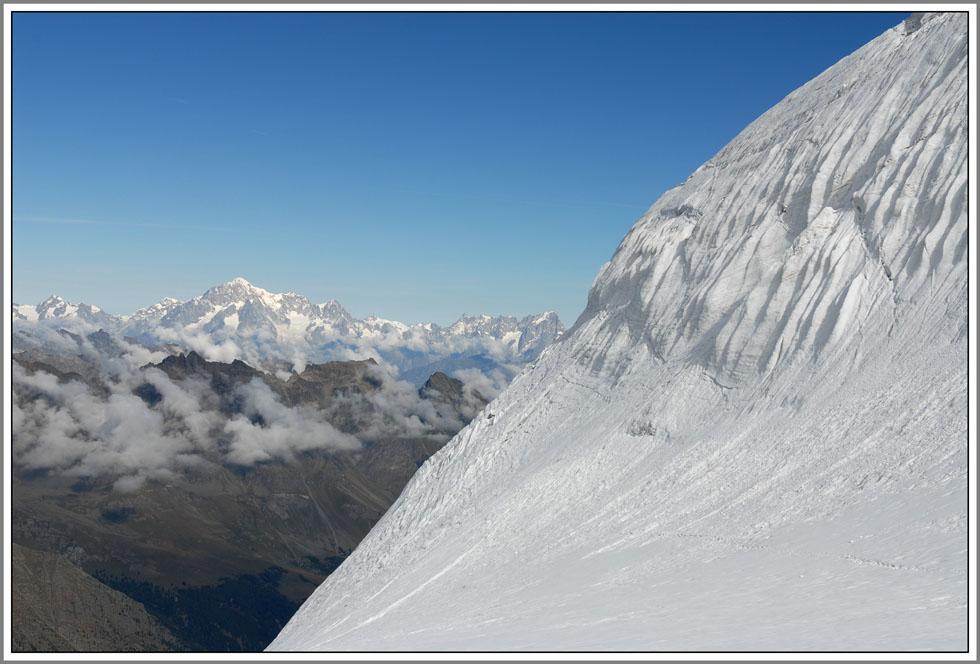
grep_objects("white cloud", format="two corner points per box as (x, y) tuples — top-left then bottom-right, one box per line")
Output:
(10, 328), (506, 493)
(11, 358), (361, 492)
(223, 379), (361, 465)
(325, 364), (465, 441)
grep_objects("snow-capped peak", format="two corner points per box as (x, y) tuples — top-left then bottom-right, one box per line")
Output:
(202, 277), (273, 304)
(36, 295), (78, 318)
(38, 294), (68, 308)
(316, 299), (353, 322)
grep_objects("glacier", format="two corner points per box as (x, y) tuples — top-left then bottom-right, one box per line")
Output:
(269, 12), (969, 652)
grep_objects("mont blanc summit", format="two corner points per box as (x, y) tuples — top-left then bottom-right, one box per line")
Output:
(270, 13), (968, 651)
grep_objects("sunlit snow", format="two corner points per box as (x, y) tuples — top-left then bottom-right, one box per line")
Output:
(270, 13), (969, 652)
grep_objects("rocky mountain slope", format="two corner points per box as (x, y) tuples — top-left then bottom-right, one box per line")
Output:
(11, 543), (180, 652)
(270, 13), (969, 652)
(13, 278), (564, 385)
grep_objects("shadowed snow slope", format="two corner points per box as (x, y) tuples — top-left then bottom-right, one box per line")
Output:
(269, 13), (968, 651)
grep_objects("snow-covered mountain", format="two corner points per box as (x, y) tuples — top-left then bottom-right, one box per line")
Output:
(14, 295), (116, 328)
(269, 13), (969, 652)
(12, 278), (564, 385)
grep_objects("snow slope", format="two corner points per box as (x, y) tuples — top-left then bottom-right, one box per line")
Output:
(269, 13), (969, 652)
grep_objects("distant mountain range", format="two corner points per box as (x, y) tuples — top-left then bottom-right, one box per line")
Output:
(13, 277), (565, 386)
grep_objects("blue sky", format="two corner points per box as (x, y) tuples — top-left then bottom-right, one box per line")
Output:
(11, 10), (908, 326)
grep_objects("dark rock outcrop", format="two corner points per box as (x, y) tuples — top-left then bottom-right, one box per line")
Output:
(420, 371), (489, 420)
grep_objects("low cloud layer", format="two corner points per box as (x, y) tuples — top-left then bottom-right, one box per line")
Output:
(11, 335), (502, 492)
(12, 358), (363, 492)
(14, 364), (199, 491)
(452, 366), (512, 402)
(224, 380), (360, 466)
(326, 363), (467, 443)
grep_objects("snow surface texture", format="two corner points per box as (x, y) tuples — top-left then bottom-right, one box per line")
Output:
(270, 13), (968, 652)
(12, 279), (564, 387)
